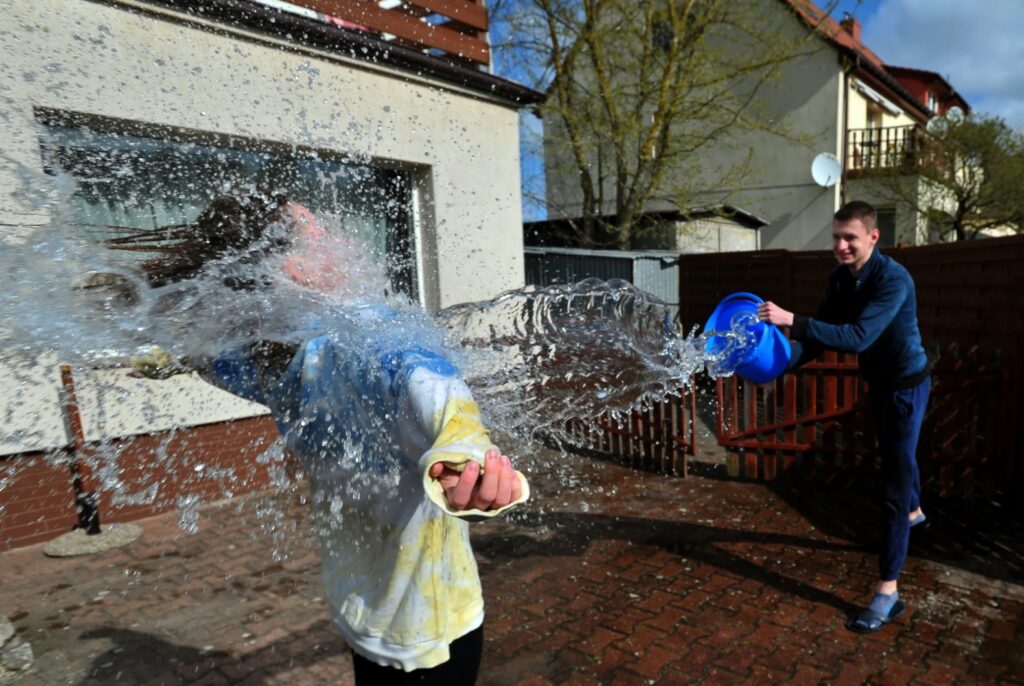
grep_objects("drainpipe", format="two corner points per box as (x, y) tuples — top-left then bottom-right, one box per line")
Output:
(59, 365), (101, 535)
(840, 55), (857, 206)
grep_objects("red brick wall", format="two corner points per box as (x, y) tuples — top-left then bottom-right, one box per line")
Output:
(0, 416), (279, 551)
(0, 453), (78, 551)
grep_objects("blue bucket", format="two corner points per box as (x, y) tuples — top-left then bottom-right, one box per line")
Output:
(703, 292), (792, 384)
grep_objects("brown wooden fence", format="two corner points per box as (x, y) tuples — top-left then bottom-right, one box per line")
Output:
(575, 235), (1023, 498)
(677, 236), (1024, 354)
(682, 235), (1024, 499)
(565, 390), (697, 477)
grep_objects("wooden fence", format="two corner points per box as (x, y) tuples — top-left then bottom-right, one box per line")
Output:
(685, 235), (1024, 499)
(575, 235), (1023, 499)
(565, 390), (697, 477)
(676, 236), (1024, 354)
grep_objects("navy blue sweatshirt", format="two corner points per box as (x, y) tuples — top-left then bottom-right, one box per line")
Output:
(789, 248), (929, 389)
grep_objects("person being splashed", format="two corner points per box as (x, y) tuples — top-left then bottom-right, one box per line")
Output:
(81, 193), (530, 684)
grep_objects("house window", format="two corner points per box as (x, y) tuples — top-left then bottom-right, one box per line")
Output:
(36, 114), (418, 300)
(876, 207), (896, 247)
(927, 92), (939, 113)
(866, 104), (884, 130)
(862, 105), (885, 167)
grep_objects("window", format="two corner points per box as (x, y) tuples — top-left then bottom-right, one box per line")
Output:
(36, 112), (418, 300)
(863, 105), (884, 167)
(927, 92), (939, 113)
(866, 104), (883, 130)
(876, 207), (896, 247)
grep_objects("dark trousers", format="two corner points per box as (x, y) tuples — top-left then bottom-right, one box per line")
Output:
(871, 376), (931, 581)
(350, 626), (483, 686)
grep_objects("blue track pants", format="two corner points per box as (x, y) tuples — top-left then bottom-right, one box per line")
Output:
(871, 375), (931, 581)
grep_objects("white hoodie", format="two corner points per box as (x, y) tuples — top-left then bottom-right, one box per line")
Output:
(204, 316), (529, 671)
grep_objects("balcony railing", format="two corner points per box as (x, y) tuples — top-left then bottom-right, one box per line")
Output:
(275, 0), (490, 67)
(846, 125), (932, 175)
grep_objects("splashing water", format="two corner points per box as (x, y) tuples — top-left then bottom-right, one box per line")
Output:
(0, 203), (396, 366)
(0, 178), (444, 541)
(437, 278), (762, 448)
(0, 182), (763, 539)
(704, 310), (765, 379)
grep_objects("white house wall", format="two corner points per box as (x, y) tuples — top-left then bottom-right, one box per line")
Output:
(848, 174), (951, 245)
(847, 176), (921, 245)
(674, 219), (759, 253)
(0, 0), (525, 453)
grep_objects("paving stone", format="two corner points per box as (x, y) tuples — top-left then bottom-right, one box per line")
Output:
(0, 637), (33, 671)
(0, 617), (13, 647)
(1, 448), (1021, 684)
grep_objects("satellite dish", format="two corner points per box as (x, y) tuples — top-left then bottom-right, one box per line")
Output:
(947, 106), (965, 122)
(811, 152), (842, 188)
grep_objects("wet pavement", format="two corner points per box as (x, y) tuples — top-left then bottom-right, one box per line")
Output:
(1, 448), (1022, 685)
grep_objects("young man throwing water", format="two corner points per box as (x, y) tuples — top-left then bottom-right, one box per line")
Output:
(757, 200), (930, 633)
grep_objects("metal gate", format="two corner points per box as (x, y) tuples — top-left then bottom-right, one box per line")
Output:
(714, 345), (1020, 498)
(715, 352), (872, 483)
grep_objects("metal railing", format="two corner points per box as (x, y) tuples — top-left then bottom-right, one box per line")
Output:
(846, 125), (930, 174)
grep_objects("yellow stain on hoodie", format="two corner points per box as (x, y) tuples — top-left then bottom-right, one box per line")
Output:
(433, 398), (490, 448)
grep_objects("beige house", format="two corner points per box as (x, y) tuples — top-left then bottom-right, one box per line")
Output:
(542, 0), (969, 251)
(0, 0), (538, 546)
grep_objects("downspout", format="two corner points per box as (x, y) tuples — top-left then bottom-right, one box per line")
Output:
(839, 55), (857, 205)
(60, 365), (101, 535)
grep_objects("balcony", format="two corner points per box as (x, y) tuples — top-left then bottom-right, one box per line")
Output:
(257, 0), (490, 67)
(845, 125), (934, 176)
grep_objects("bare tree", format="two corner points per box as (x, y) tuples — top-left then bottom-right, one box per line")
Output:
(491, 0), (828, 248)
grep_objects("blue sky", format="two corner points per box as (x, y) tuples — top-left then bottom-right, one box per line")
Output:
(831, 0), (882, 22)
(833, 0), (1024, 126)
(516, 0), (1023, 221)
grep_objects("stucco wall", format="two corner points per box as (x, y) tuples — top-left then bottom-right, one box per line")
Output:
(686, 28), (844, 251)
(848, 174), (947, 246)
(542, 1), (845, 251)
(0, 0), (525, 453)
(0, 0), (524, 308)
(675, 219), (759, 253)
(846, 80), (919, 131)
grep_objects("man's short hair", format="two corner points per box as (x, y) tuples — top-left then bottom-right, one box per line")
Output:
(834, 200), (877, 230)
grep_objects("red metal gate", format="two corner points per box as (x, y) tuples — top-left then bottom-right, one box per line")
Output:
(715, 351), (871, 483)
(714, 345), (1020, 498)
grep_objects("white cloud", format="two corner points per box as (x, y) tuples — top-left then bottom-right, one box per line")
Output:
(862, 0), (1024, 128)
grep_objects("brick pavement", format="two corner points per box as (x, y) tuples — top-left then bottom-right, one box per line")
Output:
(1, 448), (1022, 685)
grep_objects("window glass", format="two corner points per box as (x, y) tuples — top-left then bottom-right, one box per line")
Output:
(38, 120), (417, 299)
(876, 207), (896, 247)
